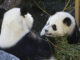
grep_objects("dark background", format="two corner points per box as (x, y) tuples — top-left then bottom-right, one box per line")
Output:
(0, 0), (74, 33)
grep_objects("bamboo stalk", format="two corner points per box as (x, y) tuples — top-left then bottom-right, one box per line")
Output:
(75, 0), (80, 26)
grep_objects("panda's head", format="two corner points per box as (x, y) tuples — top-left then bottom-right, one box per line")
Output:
(40, 12), (80, 44)
(40, 12), (75, 37)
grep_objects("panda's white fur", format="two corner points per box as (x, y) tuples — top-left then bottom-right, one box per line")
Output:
(40, 12), (76, 37)
(0, 8), (33, 48)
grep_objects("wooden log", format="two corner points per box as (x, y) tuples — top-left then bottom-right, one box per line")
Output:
(75, 0), (80, 26)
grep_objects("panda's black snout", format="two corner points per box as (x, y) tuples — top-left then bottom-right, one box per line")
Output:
(45, 29), (48, 32)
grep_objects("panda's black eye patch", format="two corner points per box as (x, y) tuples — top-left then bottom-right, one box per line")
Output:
(52, 24), (57, 31)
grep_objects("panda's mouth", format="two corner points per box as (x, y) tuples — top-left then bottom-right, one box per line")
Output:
(45, 33), (53, 37)
(45, 33), (60, 37)
(45, 32), (52, 35)
(47, 33), (52, 35)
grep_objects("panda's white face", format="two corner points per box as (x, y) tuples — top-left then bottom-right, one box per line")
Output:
(0, 8), (34, 48)
(40, 12), (76, 37)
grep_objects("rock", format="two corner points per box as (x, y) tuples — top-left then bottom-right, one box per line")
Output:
(0, 0), (21, 10)
(0, 50), (20, 60)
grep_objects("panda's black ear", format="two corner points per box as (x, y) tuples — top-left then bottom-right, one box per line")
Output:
(63, 17), (71, 26)
(67, 25), (80, 44)
(0, 8), (6, 19)
(20, 6), (29, 16)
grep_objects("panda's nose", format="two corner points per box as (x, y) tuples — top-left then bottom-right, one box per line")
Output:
(45, 29), (48, 32)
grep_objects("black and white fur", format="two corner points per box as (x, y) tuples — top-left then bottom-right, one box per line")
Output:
(0, 8), (56, 60)
(0, 8), (33, 48)
(40, 11), (80, 44)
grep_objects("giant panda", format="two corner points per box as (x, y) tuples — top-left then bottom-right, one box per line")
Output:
(40, 11), (80, 44)
(0, 7), (56, 60)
